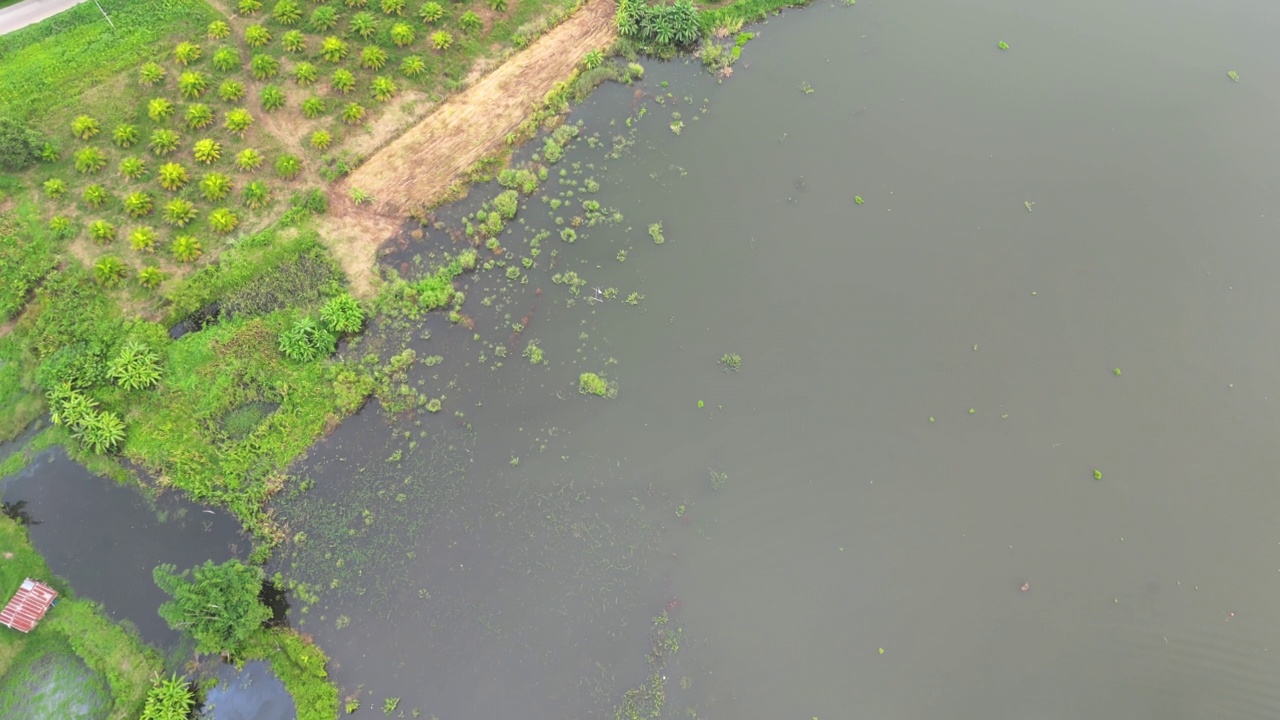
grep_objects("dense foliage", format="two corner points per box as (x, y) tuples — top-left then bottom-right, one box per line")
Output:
(154, 559), (273, 658)
(616, 0), (701, 47)
(139, 674), (195, 720)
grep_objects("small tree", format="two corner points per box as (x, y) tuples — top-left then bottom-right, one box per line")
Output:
(282, 29), (307, 53)
(212, 46), (240, 72)
(0, 116), (42, 170)
(153, 559), (272, 658)
(112, 123), (140, 148)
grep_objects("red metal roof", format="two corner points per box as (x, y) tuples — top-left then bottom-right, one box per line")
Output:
(0, 579), (58, 633)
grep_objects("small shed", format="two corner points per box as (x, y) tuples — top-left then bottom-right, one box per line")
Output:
(0, 578), (58, 633)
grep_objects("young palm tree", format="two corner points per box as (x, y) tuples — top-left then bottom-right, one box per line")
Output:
(489, 0), (507, 11)
(273, 0), (303, 24)
(113, 124), (140, 148)
(330, 68), (356, 93)
(148, 98), (175, 123)
(43, 178), (67, 198)
(261, 85), (287, 111)
(74, 146), (107, 173)
(310, 130), (332, 150)
(250, 54), (281, 80)
(418, 1), (443, 23)
(351, 12), (379, 38)
(275, 154), (302, 179)
(208, 20), (231, 39)
(212, 46), (241, 72)
(224, 108), (255, 138)
(381, 0), (406, 15)
(186, 104), (215, 130)
(360, 45), (388, 70)
(282, 29), (307, 53)
(123, 191), (153, 217)
(302, 97), (327, 118)
(459, 11), (481, 33)
(178, 71), (209, 99)
(238, 0), (262, 14)
(139, 63), (166, 87)
(341, 102), (366, 124)
(371, 76), (397, 102)
(200, 172), (233, 201)
(174, 42), (202, 65)
(138, 265), (165, 289)
(94, 256), (128, 288)
(171, 235), (203, 262)
(241, 180), (271, 208)
(235, 148), (265, 171)
(310, 6), (339, 31)
(130, 226), (158, 252)
(390, 22), (415, 47)
(119, 157), (148, 179)
(149, 128), (181, 156)
(82, 184), (108, 207)
(294, 62), (319, 86)
(219, 80), (247, 102)
(320, 36), (349, 63)
(193, 138), (222, 164)
(89, 220), (117, 244)
(430, 30), (452, 50)
(244, 24), (272, 47)
(157, 162), (190, 191)
(163, 198), (198, 227)
(345, 0), (367, 7)
(49, 216), (74, 238)
(208, 208), (239, 234)
(400, 55), (427, 78)
(71, 115), (101, 140)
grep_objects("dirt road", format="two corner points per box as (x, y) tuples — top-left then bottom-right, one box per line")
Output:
(341, 0), (616, 215)
(0, 0), (87, 35)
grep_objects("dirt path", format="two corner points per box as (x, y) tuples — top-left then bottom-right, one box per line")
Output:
(340, 0), (616, 216)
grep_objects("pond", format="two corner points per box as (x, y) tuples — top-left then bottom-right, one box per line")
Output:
(270, 0), (1280, 716)
(1, 447), (244, 646)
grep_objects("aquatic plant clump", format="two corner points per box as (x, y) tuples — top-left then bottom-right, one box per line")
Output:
(719, 353), (741, 372)
(579, 372), (617, 398)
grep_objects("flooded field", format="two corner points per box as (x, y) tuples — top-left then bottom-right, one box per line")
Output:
(6, 0), (1280, 716)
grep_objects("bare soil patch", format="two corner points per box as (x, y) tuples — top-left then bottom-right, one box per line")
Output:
(340, 0), (616, 215)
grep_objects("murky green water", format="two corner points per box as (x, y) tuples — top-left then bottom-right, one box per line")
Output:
(9, 0), (1280, 716)
(274, 0), (1280, 716)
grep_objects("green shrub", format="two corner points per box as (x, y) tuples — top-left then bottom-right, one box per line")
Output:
(419, 1), (444, 23)
(350, 11), (378, 38)
(400, 55), (427, 78)
(459, 10), (481, 32)
(330, 68), (356, 93)
(200, 172), (233, 201)
(174, 41), (202, 65)
(108, 340), (162, 390)
(219, 79), (247, 102)
(278, 316), (335, 362)
(274, 0), (303, 25)
(208, 19), (232, 39)
(310, 6), (339, 31)
(0, 116), (41, 170)
(276, 153), (302, 179)
(245, 24), (272, 47)
(89, 220), (116, 244)
(194, 138), (222, 163)
(139, 62), (167, 87)
(163, 197), (198, 226)
(140, 674), (195, 720)
(261, 84), (287, 111)
(320, 294), (364, 334)
(236, 147), (264, 171)
(320, 36), (349, 63)
(209, 208), (239, 234)
(302, 96), (327, 118)
(225, 108), (254, 137)
(250, 54), (281, 80)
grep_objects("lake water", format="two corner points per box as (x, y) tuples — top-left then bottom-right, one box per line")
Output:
(7, 0), (1280, 716)
(273, 0), (1280, 717)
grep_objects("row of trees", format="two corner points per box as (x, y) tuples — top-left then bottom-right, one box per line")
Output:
(615, 0), (701, 48)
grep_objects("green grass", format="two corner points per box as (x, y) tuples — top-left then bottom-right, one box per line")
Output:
(0, 0), (219, 126)
(0, 206), (56, 323)
(698, 0), (813, 33)
(0, 516), (162, 720)
(241, 628), (339, 720)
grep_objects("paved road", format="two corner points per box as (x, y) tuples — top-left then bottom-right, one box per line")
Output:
(0, 0), (87, 35)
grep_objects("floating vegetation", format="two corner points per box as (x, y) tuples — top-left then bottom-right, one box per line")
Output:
(1227, 70), (1240, 82)
(997, 40), (1010, 50)
(648, 222), (665, 244)
(1113, 367), (1121, 376)
(625, 292), (644, 305)
(799, 80), (814, 94)
(1093, 469), (1103, 480)
(854, 195), (863, 205)
(425, 398), (442, 413)
(383, 697), (400, 714)
(718, 353), (741, 372)
(579, 372), (617, 398)
(1024, 200), (1035, 212)
(708, 468), (727, 491)
(523, 341), (545, 365)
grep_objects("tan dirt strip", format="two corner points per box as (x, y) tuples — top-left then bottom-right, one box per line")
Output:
(341, 0), (616, 216)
